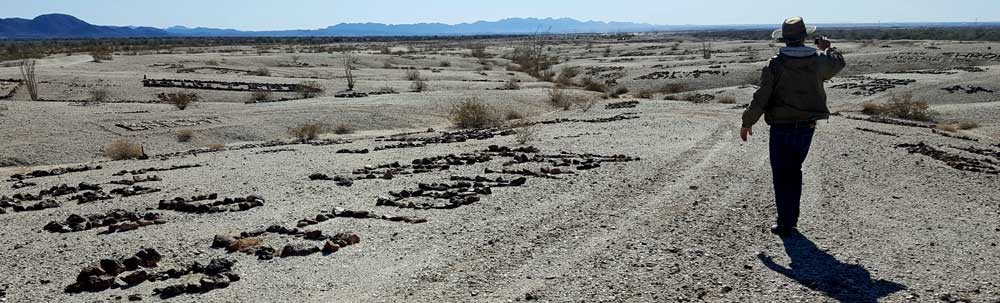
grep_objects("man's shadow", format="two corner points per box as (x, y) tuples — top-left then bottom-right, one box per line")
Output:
(758, 231), (906, 303)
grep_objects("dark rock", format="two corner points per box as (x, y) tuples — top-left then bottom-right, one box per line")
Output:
(304, 230), (324, 240)
(204, 258), (235, 275)
(121, 271), (148, 286)
(280, 243), (320, 257)
(155, 284), (186, 299)
(128, 294), (143, 301)
(85, 275), (115, 292)
(122, 257), (140, 271)
(100, 259), (126, 276)
(135, 248), (162, 268)
(323, 241), (340, 254)
(77, 266), (106, 283)
(199, 275), (231, 290)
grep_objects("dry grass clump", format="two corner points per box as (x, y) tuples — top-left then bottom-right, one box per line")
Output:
(206, 143), (226, 151)
(448, 98), (501, 129)
(20, 59), (38, 101)
(89, 88), (110, 103)
(90, 49), (113, 62)
(549, 87), (572, 110)
(557, 66), (580, 86)
(333, 123), (355, 135)
(607, 87), (629, 99)
(104, 139), (144, 160)
(249, 68), (271, 76)
(513, 123), (538, 145)
(158, 92), (198, 110)
(250, 91), (272, 103)
(289, 123), (325, 141)
(175, 129), (194, 142)
(504, 110), (525, 121)
(297, 81), (324, 98)
(439, 60), (452, 67)
(861, 93), (934, 121)
(204, 60), (220, 66)
(718, 95), (737, 104)
(936, 124), (959, 132)
(410, 78), (428, 92)
(581, 77), (607, 93)
(957, 121), (979, 130)
(635, 90), (654, 99)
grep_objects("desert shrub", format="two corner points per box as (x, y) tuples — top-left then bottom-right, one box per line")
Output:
(548, 88), (572, 110)
(957, 121), (979, 130)
(538, 69), (556, 82)
(578, 96), (598, 112)
(581, 77), (607, 93)
(249, 67), (271, 76)
(90, 50), (113, 62)
(376, 86), (397, 94)
(448, 98), (501, 129)
(863, 94), (934, 121)
(296, 81), (323, 98)
(718, 95), (737, 104)
(333, 123), (355, 135)
(508, 43), (558, 78)
(470, 45), (489, 58)
(662, 83), (690, 94)
(289, 123), (324, 141)
(343, 55), (355, 91)
(439, 60), (451, 67)
(382, 61), (393, 69)
(89, 88), (110, 103)
(405, 70), (421, 81)
(250, 91), (272, 102)
(157, 92), (198, 110)
(557, 66), (580, 85)
(502, 78), (520, 90)
(175, 129), (193, 142)
(205, 60), (219, 66)
(103, 139), (144, 160)
(410, 78), (428, 92)
(608, 87), (629, 99)
(19, 59), (38, 101)
(505, 110), (525, 121)
(635, 90), (654, 99)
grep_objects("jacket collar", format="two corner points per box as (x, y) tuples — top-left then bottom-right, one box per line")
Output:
(779, 46), (818, 58)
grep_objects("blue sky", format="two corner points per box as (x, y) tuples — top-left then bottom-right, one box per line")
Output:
(4, 0), (998, 30)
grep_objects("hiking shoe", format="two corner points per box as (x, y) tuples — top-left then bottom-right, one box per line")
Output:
(770, 225), (796, 236)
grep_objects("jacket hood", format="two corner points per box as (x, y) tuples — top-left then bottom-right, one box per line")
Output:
(779, 46), (818, 58)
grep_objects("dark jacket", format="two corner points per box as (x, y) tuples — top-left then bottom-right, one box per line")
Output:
(742, 47), (846, 128)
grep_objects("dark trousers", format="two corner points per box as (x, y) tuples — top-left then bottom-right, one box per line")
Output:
(769, 125), (816, 228)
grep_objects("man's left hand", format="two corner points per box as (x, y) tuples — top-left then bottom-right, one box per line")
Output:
(740, 127), (753, 142)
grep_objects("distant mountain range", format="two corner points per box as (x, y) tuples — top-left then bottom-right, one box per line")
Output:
(2, 14), (999, 39)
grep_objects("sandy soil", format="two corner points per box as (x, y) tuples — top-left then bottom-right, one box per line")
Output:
(0, 37), (998, 302)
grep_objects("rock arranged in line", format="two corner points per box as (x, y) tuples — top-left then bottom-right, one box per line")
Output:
(531, 113), (640, 125)
(6, 165), (102, 182)
(336, 148), (370, 154)
(11, 182), (101, 201)
(212, 228), (361, 260)
(373, 128), (515, 151)
(308, 138), (353, 146)
(605, 100), (639, 109)
(843, 115), (934, 128)
(113, 164), (203, 176)
(377, 176), (527, 210)
(151, 259), (240, 299)
(830, 77), (916, 96)
(65, 248), (163, 293)
(12, 181), (36, 189)
(896, 142), (999, 175)
(157, 194), (264, 214)
(932, 129), (979, 142)
(885, 69), (957, 75)
(70, 190), (114, 204)
(949, 145), (1000, 162)
(488, 146), (641, 168)
(110, 185), (161, 197)
(855, 127), (899, 137)
(553, 132), (602, 140)
(942, 85), (994, 94)
(954, 66), (987, 72)
(44, 210), (165, 234)
(255, 148), (296, 155)
(308, 174), (354, 187)
(635, 69), (727, 80)
(115, 117), (222, 132)
(142, 78), (298, 92)
(0, 197), (59, 214)
(154, 139), (349, 160)
(109, 175), (162, 186)
(295, 208), (428, 227)
(351, 153), (494, 180)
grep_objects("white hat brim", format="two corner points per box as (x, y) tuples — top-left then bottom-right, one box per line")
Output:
(771, 26), (817, 40)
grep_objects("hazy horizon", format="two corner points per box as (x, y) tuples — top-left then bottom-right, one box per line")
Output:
(3, 0), (999, 31)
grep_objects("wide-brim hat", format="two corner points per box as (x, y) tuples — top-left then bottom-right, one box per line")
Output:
(771, 16), (817, 42)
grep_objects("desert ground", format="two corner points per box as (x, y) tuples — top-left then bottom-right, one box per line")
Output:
(0, 35), (998, 302)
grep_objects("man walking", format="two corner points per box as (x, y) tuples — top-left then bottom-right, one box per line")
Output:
(740, 17), (846, 236)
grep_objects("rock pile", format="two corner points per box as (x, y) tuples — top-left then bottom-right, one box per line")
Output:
(65, 248), (163, 293)
(336, 148), (370, 154)
(295, 208), (428, 227)
(44, 210), (165, 234)
(941, 85), (994, 94)
(158, 194), (264, 214)
(377, 176), (527, 210)
(109, 185), (161, 197)
(150, 258), (240, 299)
(308, 174), (354, 187)
(12, 181), (36, 189)
(69, 190), (113, 204)
(831, 77), (916, 96)
(351, 153), (493, 180)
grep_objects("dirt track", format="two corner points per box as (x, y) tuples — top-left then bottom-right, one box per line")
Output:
(1, 99), (998, 302)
